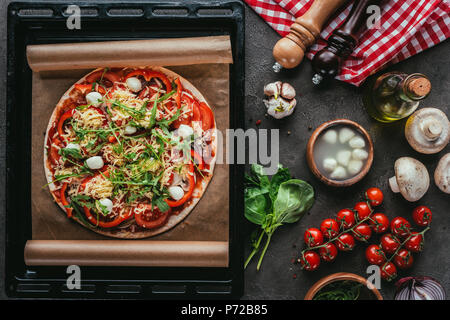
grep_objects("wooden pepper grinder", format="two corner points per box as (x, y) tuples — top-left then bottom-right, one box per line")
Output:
(312, 0), (382, 84)
(272, 0), (349, 72)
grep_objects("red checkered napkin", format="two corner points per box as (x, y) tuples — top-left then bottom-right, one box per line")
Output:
(245, 0), (450, 86)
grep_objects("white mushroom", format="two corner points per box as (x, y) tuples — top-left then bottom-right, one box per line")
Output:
(434, 153), (450, 194)
(322, 129), (338, 144)
(126, 77), (142, 92)
(86, 156), (104, 170)
(352, 148), (368, 160)
(323, 158), (337, 173)
(339, 127), (355, 144)
(348, 160), (363, 175)
(349, 136), (366, 149)
(330, 166), (347, 180)
(337, 150), (352, 167)
(388, 157), (430, 202)
(264, 97), (297, 119)
(85, 91), (103, 107)
(405, 108), (449, 154)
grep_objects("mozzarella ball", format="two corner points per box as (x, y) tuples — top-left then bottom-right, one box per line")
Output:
(323, 158), (337, 173)
(86, 156), (104, 170)
(337, 150), (352, 167)
(86, 91), (103, 106)
(65, 143), (80, 151)
(168, 186), (184, 201)
(322, 129), (337, 144)
(348, 160), (364, 175)
(349, 136), (366, 149)
(124, 125), (137, 135)
(178, 124), (194, 139)
(339, 127), (356, 144)
(352, 148), (369, 160)
(126, 77), (142, 92)
(98, 198), (113, 214)
(330, 166), (347, 180)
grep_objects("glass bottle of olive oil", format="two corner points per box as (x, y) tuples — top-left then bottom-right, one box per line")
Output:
(363, 72), (431, 123)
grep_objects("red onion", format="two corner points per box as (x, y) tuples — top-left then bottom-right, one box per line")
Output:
(395, 276), (446, 300)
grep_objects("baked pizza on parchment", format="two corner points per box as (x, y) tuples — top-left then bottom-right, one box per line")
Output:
(44, 67), (217, 238)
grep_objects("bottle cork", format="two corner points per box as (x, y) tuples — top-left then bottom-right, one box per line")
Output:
(407, 77), (431, 97)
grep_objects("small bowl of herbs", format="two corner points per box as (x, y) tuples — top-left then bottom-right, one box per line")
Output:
(305, 272), (383, 300)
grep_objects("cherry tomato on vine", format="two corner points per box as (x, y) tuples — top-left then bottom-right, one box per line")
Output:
(304, 228), (324, 247)
(366, 187), (383, 206)
(319, 243), (338, 262)
(300, 251), (320, 271)
(369, 213), (389, 233)
(365, 244), (386, 265)
(390, 217), (411, 238)
(394, 249), (413, 269)
(412, 206), (432, 227)
(354, 202), (371, 221)
(380, 262), (397, 281)
(380, 233), (401, 254)
(404, 232), (424, 253)
(336, 209), (356, 229)
(353, 223), (372, 241)
(335, 234), (355, 251)
(320, 218), (340, 239)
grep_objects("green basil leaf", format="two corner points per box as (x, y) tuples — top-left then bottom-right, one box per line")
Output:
(244, 187), (270, 225)
(249, 164), (270, 189)
(269, 164), (291, 201)
(273, 179), (314, 224)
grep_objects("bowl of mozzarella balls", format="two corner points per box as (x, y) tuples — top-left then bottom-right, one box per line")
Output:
(306, 119), (374, 187)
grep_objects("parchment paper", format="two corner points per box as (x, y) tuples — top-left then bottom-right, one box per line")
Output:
(25, 37), (231, 267)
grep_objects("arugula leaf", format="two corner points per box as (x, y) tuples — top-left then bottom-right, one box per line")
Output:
(153, 197), (170, 213)
(59, 146), (83, 160)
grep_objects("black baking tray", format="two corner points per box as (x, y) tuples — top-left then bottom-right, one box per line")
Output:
(5, 1), (245, 299)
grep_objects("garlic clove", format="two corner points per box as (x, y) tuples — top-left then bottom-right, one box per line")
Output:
(337, 150), (352, 167)
(339, 127), (356, 144)
(349, 136), (366, 149)
(280, 83), (296, 100)
(263, 81), (282, 98)
(323, 158), (337, 173)
(65, 143), (80, 151)
(264, 97), (296, 119)
(330, 166), (347, 179)
(352, 148), (369, 160)
(322, 129), (338, 144)
(348, 160), (363, 175)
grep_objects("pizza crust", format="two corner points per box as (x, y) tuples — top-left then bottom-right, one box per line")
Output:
(43, 67), (217, 239)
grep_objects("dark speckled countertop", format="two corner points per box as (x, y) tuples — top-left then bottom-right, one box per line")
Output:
(0, 0), (449, 300)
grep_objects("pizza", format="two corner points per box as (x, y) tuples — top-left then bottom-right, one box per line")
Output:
(44, 67), (217, 238)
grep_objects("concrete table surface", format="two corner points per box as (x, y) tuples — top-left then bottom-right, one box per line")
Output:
(0, 0), (448, 300)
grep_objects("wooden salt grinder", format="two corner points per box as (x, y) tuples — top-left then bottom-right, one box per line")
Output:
(312, 0), (382, 84)
(272, 0), (349, 71)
